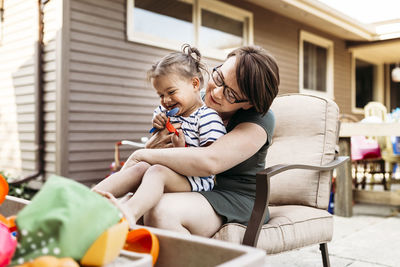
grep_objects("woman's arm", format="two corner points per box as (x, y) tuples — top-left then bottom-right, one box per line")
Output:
(128, 122), (267, 177)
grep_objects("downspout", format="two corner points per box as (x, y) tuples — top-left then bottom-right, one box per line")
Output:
(0, 0), (4, 43)
(10, 0), (49, 185)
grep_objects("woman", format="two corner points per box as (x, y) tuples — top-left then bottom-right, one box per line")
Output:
(123, 45), (279, 237)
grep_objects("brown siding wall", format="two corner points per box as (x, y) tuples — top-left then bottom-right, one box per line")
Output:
(68, 0), (170, 183)
(228, 0), (352, 111)
(0, 0), (38, 177)
(42, 0), (58, 178)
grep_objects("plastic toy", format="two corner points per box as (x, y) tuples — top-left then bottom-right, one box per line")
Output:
(149, 107), (180, 136)
(110, 139), (147, 175)
(0, 222), (17, 267)
(0, 214), (16, 232)
(0, 174), (8, 205)
(124, 228), (159, 266)
(80, 219), (129, 266)
(351, 135), (381, 160)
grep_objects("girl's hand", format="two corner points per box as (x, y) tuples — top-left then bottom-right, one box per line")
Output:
(152, 113), (168, 130)
(146, 123), (182, 148)
(171, 129), (186, 147)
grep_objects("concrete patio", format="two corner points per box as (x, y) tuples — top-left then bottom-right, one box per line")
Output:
(264, 203), (400, 266)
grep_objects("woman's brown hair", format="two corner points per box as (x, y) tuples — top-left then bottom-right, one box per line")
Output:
(228, 46), (280, 115)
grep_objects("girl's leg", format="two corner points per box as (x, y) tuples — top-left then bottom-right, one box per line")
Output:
(121, 164), (191, 227)
(144, 192), (223, 237)
(92, 161), (151, 197)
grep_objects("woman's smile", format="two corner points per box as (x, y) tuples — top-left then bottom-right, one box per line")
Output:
(208, 90), (221, 106)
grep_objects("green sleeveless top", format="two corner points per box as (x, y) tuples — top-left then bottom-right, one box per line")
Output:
(199, 107), (275, 225)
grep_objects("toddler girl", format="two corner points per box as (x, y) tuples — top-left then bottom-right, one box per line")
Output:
(93, 44), (226, 227)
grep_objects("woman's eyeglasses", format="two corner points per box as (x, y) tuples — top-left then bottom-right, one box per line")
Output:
(212, 65), (248, 104)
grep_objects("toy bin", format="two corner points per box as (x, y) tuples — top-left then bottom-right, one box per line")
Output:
(0, 196), (267, 267)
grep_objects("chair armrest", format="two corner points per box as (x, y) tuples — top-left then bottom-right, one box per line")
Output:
(259, 156), (349, 177)
(242, 156), (349, 247)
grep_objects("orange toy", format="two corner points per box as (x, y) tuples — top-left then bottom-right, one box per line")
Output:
(0, 174), (15, 232)
(124, 228), (159, 266)
(0, 214), (16, 231)
(0, 174), (8, 205)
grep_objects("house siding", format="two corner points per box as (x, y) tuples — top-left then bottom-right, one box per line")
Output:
(0, 0), (38, 177)
(67, 0), (169, 183)
(231, 0), (351, 104)
(42, 0), (59, 177)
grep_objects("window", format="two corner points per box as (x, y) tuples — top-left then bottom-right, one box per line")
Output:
(355, 59), (374, 109)
(350, 55), (383, 113)
(299, 31), (334, 98)
(127, 0), (253, 59)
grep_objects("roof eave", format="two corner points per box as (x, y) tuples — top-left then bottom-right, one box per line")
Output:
(245, 0), (376, 41)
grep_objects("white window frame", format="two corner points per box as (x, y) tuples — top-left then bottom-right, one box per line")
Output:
(126, 0), (253, 60)
(299, 30), (334, 99)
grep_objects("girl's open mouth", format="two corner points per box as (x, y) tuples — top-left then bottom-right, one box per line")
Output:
(168, 104), (179, 110)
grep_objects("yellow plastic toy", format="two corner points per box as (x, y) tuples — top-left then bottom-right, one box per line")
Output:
(80, 219), (129, 266)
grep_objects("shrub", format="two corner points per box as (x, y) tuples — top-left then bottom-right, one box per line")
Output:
(1, 171), (37, 200)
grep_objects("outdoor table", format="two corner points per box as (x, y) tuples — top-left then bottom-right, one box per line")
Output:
(336, 122), (400, 217)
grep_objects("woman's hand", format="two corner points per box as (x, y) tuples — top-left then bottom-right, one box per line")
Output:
(145, 123), (184, 149)
(146, 130), (174, 149)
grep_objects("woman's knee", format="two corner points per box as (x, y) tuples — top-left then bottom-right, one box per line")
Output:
(144, 197), (173, 227)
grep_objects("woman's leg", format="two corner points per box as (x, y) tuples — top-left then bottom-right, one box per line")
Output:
(120, 164), (191, 227)
(92, 161), (151, 197)
(144, 192), (223, 237)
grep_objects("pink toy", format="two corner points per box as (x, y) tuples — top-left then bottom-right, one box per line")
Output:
(0, 223), (17, 267)
(351, 135), (381, 161)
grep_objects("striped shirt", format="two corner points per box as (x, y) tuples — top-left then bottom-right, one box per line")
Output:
(153, 104), (226, 191)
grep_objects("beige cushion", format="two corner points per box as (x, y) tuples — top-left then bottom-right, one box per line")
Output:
(213, 205), (333, 254)
(267, 94), (339, 209)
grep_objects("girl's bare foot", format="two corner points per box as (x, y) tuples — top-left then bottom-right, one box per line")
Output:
(119, 192), (134, 204)
(93, 189), (136, 228)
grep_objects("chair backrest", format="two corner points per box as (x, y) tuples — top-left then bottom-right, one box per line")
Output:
(364, 101), (387, 121)
(267, 94), (339, 209)
(364, 101), (389, 150)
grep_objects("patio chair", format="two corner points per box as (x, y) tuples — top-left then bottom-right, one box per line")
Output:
(212, 94), (349, 267)
(364, 101), (387, 120)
